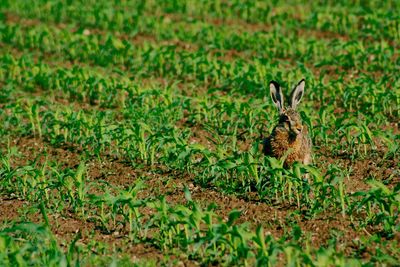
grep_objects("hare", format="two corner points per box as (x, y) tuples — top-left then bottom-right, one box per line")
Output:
(263, 79), (312, 167)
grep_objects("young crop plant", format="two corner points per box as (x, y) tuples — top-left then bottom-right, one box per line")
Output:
(350, 180), (400, 237)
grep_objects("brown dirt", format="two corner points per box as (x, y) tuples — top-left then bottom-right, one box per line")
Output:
(0, 198), (27, 222)
(33, 207), (169, 263)
(317, 139), (399, 193)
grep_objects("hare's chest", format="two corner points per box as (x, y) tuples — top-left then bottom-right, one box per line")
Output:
(270, 129), (304, 164)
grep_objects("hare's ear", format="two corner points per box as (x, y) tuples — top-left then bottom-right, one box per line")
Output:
(269, 81), (284, 113)
(290, 79), (305, 110)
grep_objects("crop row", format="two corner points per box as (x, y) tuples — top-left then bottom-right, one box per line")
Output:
(1, 52), (397, 158)
(1, 1), (399, 266)
(3, 0), (400, 42)
(1, 54), (398, 237)
(1, 21), (398, 127)
(2, 10), (398, 75)
(1, 151), (398, 265)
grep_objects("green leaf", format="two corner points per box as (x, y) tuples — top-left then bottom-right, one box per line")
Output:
(227, 210), (241, 226)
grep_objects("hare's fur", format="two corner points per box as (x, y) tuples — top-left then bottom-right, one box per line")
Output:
(263, 79), (312, 167)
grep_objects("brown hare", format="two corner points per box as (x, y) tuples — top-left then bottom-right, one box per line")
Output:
(263, 79), (312, 167)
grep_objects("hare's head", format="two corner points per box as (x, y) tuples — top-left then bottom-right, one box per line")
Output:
(269, 79), (305, 136)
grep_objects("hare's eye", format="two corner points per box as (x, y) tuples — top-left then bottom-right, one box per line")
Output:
(280, 115), (289, 122)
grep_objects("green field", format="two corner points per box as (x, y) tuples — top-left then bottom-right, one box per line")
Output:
(0, 0), (399, 266)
